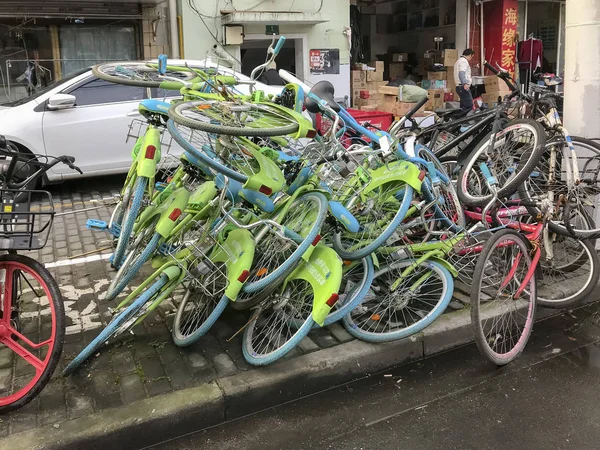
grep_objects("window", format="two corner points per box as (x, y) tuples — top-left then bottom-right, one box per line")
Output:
(67, 77), (145, 106)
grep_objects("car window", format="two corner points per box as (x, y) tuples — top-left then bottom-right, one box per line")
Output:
(67, 77), (145, 106)
(151, 88), (182, 100)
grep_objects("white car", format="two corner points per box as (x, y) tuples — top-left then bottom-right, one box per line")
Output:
(0, 59), (284, 184)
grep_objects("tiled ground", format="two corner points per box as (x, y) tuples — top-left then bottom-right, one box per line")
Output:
(0, 175), (368, 438)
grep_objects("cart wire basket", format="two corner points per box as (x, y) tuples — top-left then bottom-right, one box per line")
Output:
(0, 189), (54, 250)
(126, 118), (173, 153)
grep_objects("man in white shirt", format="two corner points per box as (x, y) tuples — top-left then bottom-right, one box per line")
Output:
(453, 48), (475, 116)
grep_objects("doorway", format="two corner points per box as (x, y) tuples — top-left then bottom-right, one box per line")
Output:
(240, 38), (296, 82)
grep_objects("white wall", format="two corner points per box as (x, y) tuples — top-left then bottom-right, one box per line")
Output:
(181, 0), (351, 99)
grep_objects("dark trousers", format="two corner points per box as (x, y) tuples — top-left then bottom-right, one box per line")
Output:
(456, 86), (473, 117)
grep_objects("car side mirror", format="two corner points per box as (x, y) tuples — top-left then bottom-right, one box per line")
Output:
(47, 94), (76, 110)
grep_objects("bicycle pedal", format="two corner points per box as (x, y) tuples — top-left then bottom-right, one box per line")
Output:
(87, 219), (108, 231)
(109, 223), (121, 238)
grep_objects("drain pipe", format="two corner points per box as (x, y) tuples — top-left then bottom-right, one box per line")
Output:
(168, 0), (180, 58)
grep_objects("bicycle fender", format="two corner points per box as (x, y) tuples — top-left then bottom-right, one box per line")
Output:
(188, 181), (218, 207)
(210, 228), (255, 301)
(255, 101), (316, 140)
(363, 160), (423, 195)
(137, 127), (162, 178)
(427, 256), (459, 278)
(155, 188), (190, 237)
(131, 136), (144, 159)
(286, 166), (313, 195)
(283, 244), (343, 327)
(243, 148), (286, 195)
(328, 201), (360, 233)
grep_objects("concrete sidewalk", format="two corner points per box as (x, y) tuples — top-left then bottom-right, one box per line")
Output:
(0, 176), (598, 449)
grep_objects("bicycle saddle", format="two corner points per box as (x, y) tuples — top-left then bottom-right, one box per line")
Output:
(305, 81), (341, 114)
(138, 99), (170, 119)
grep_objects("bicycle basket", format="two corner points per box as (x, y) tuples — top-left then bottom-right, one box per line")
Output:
(0, 189), (54, 250)
(127, 119), (173, 153)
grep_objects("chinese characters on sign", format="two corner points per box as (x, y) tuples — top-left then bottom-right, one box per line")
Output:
(309, 49), (340, 75)
(501, 7), (518, 77)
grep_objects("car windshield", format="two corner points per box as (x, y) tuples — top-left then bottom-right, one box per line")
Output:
(0, 68), (89, 107)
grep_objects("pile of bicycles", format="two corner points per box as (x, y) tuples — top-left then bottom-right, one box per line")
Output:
(49, 40), (600, 384)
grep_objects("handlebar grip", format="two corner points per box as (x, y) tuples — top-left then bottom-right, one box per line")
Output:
(273, 36), (287, 55)
(484, 61), (499, 75)
(157, 54), (168, 75)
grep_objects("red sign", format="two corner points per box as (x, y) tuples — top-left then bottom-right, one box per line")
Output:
(501, 6), (518, 77)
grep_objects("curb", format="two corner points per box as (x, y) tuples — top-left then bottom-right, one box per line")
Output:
(4, 295), (600, 450)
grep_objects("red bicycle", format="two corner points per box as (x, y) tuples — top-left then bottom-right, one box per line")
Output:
(465, 165), (598, 365)
(0, 136), (81, 413)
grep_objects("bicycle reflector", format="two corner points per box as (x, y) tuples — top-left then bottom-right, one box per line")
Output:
(238, 270), (250, 282)
(168, 208), (182, 221)
(145, 145), (157, 159)
(326, 293), (339, 307)
(306, 129), (317, 139)
(259, 185), (273, 195)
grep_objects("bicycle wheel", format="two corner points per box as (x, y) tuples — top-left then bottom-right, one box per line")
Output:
(167, 119), (251, 184)
(332, 182), (414, 261)
(112, 176), (148, 268)
(457, 119), (546, 207)
(471, 229), (536, 366)
(0, 255), (64, 413)
(322, 256), (374, 326)
(92, 61), (197, 88)
(535, 234), (599, 308)
(105, 229), (161, 301)
(169, 100), (300, 137)
(63, 273), (169, 376)
(342, 259), (453, 342)
(242, 192), (328, 294)
(242, 280), (315, 366)
(519, 136), (600, 239)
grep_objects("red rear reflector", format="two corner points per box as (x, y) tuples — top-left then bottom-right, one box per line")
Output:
(326, 293), (339, 307)
(306, 129), (317, 139)
(259, 185), (273, 195)
(418, 170), (426, 181)
(145, 145), (157, 159)
(168, 208), (182, 221)
(312, 235), (321, 246)
(238, 270), (250, 282)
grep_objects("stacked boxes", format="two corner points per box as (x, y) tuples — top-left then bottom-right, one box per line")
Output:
(481, 75), (512, 104)
(351, 65), (386, 109)
(377, 85), (427, 117)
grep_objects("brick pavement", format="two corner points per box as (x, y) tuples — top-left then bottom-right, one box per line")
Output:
(1, 175), (381, 438)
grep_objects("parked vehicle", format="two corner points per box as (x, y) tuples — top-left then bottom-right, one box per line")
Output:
(0, 60), (282, 185)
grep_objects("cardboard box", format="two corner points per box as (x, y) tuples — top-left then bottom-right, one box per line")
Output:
(392, 101), (427, 118)
(367, 70), (384, 82)
(351, 70), (367, 85)
(354, 96), (379, 108)
(377, 94), (398, 113)
(389, 62), (405, 79)
(368, 60), (384, 72)
(425, 89), (446, 111)
(427, 71), (446, 81)
(442, 49), (458, 67)
(379, 85), (399, 96)
(392, 53), (408, 62)
(481, 91), (509, 104)
(352, 89), (380, 102)
(484, 76), (512, 94)
(360, 104), (379, 112)
(366, 81), (387, 90)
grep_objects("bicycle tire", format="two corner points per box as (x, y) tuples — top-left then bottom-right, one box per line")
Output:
(457, 119), (546, 207)
(332, 185), (414, 261)
(242, 280), (316, 366)
(535, 237), (599, 308)
(92, 61), (197, 88)
(0, 255), (65, 413)
(63, 273), (169, 376)
(342, 259), (453, 342)
(166, 119), (247, 184)
(171, 291), (229, 347)
(169, 100), (300, 137)
(112, 176), (148, 268)
(242, 192), (329, 294)
(519, 136), (600, 239)
(105, 232), (161, 301)
(471, 229), (536, 366)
